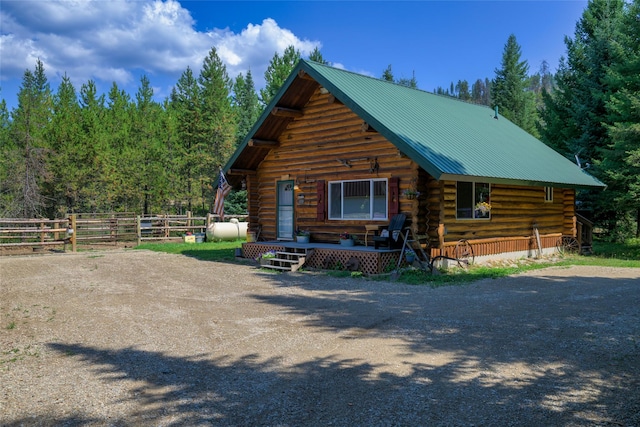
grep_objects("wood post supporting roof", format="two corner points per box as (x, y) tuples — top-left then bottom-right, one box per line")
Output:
(328, 94), (343, 105)
(249, 139), (280, 147)
(297, 69), (315, 80)
(361, 122), (377, 133)
(228, 169), (257, 175)
(271, 107), (303, 118)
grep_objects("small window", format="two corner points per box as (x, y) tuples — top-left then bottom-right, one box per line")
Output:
(328, 179), (387, 220)
(456, 181), (491, 219)
(544, 187), (553, 202)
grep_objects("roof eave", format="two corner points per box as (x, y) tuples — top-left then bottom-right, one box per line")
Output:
(438, 173), (607, 189)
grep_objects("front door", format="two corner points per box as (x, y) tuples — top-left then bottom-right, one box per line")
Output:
(276, 180), (294, 240)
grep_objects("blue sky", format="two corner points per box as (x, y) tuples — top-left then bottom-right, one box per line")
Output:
(1, 1), (587, 112)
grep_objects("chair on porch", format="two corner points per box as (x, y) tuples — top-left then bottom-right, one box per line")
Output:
(373, 213), (407, 249)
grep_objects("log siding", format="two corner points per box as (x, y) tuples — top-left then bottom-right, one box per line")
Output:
(247, 87), (577, 258)
(252, 89), (418, 242)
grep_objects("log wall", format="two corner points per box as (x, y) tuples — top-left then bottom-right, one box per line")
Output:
(248, 87), (577, 255)
(252, 89), (418, 242)
(437, 181), (575, 245)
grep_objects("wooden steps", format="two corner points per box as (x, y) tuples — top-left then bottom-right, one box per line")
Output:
(259, 248), (313, 272)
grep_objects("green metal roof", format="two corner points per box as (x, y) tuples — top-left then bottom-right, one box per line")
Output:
(301, 60), (604, 189)
(224, 60), (605, 189)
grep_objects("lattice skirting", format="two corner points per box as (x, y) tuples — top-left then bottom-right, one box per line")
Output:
(307, 249), (397, 275)
(242, 243), (398, 275)
(243, 233), (565, 274)
(242, 244), (286, 261)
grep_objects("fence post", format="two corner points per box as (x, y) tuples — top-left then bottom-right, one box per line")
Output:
(164, 215), (169, 238)
(136, 215), (141, 246)
(207, 213), (212, 229)
(68, 214), (77, 252)
(110, 214), (117, 245)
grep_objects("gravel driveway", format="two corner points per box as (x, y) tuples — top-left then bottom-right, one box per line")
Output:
(1, 249), (639, 426)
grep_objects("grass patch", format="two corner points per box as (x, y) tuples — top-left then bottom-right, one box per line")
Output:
(135, 240), (244, 263)
(393, 238), (640, 286)
(133, 238), (638, 287)
(386, 259), (571, 286)
(592, 238), (640, 263)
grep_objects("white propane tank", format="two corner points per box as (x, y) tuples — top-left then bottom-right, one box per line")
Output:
(206, 219), (248, 241)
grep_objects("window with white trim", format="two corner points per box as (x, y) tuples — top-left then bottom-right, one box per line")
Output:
(544, 186), (553, 202)
(328, 179), (387, 220)
(456, 181), (491, 219)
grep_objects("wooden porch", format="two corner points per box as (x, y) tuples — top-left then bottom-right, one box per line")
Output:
(242, 241), (402, 275)
(243, 229), (576, 275)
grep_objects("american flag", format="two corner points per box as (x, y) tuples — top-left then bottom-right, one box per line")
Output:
(214, 170), (232, 220)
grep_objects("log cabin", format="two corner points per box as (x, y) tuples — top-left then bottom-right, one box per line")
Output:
(223, 60), (604, 272)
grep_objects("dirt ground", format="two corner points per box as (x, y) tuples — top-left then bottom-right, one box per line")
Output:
(1, 249), (639, 426)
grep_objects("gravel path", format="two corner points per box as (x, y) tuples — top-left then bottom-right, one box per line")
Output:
(1, 249), (639, 426)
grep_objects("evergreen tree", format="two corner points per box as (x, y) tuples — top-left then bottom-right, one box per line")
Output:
(104, 82), (133, 211)
(483, 77), (492, 106)
(308, 47), (327, 64)
(233, 69), (261, 146)
(397, 71), (418, 89)
(170, 66), (202, 212)
(198, 47), (237, 213)
(9, 59), (52, 217)
(539, 0), (625, 235)
(383, 65), (417, 88)
(471, 79), (487, 105)
(528, 61), (554, 112)
(539, 60), (554, 94)
(382, 65), (394, 82)
(130, 75), (168, 214)
(159, 96), (180, 213)
(44, 74), (83, 216)
(261, 45), (301, 106)
(539, 58), (576, 155)
(0, 97), (16, 216)
(456, 80), (471, 101)
(600, 0), (640, 237)
(77, 80), (108, 211)
(492, 34), (538, 136)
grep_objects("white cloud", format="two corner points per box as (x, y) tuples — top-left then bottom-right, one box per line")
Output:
(209, 18), (320, 79)
(0, 0), (320, 101)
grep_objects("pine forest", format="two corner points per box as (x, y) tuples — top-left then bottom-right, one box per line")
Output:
(1, 0), (638, 240)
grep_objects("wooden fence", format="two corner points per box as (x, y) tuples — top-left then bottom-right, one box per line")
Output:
(73, 212), (136, 246)
(0, 213), (248, 252)
(0, 216), (77, 252)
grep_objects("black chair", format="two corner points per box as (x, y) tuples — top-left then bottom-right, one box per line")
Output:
(373, 214), (406, 249)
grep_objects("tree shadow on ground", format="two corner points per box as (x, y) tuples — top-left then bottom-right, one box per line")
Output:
(10, 271), (640, 426)
(249, 271), (640, 425)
